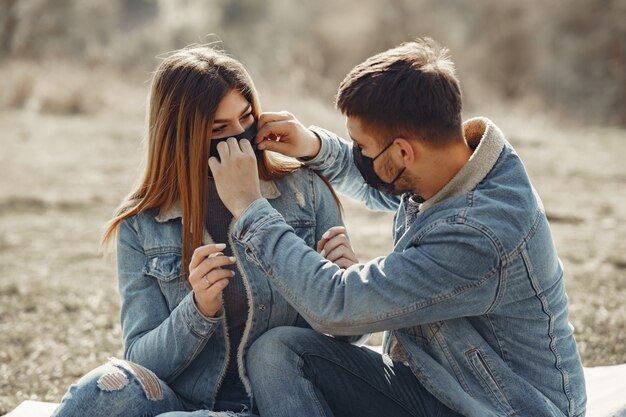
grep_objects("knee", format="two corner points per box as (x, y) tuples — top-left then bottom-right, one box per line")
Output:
(54, 359), (165, 416)
(247, 326), (318, 380)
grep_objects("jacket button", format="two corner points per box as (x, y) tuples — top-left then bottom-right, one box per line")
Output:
(258, 304), (266, 311)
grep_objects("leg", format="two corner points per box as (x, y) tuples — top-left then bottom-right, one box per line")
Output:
(52, 358), (184, 417)
(247, 327), (459, 417)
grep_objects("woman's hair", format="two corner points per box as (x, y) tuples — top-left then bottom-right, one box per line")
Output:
(102, 46), (340, 279)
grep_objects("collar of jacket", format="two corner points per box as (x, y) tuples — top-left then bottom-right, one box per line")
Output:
(419, 117), (506, 212)
(154, 179), (282, 223)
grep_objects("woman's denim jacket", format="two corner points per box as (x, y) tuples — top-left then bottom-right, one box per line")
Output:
(231, 118), (587, 417)
(116, 168), (344, 410)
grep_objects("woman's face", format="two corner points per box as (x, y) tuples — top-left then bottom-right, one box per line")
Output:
(211, 89), (254, 139)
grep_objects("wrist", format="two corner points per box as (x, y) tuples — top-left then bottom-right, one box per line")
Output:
(233, 196), (263, 220)
(303, 129), (322, 160)
(193, 294), (219, 318)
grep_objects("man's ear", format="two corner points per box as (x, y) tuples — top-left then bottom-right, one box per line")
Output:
(393, 138), (416, 165)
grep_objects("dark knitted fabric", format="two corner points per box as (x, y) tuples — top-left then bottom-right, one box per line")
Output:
(205, 179), (248, 376)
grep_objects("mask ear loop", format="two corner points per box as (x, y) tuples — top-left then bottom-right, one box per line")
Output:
(374, 139), (406, 184)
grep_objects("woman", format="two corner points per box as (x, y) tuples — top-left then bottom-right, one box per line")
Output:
(51, 46), (355, 417)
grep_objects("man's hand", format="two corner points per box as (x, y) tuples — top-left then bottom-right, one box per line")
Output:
(255, 111), (321, 159)
(317, 226), (359, 269)
(209, 137), (263, 219)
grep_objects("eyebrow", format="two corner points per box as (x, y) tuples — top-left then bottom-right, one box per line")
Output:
(213, 104), (252, 124)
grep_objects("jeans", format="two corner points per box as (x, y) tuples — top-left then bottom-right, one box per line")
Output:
(247, 327), (463, 417)
(51, 359), (257, 417)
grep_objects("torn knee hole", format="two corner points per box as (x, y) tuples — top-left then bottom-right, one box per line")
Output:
(97, 369), (129, 392)
(105, 358), (164, 401)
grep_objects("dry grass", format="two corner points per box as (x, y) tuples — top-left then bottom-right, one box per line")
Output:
(0, 78), (624, 415)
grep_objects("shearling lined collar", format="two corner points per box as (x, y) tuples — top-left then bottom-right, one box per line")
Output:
(419, 117), (506, 212)
(155, 179), (281, 223)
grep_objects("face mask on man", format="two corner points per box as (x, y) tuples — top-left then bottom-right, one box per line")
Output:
(209, 120), (258, 160)
(352, 140), (406, 194)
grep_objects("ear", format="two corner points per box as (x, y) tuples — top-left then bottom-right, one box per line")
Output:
(392, 138), (416, 164)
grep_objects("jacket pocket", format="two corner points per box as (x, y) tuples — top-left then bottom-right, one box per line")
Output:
(143, 253), (185, 311)
(465, 348), (515, 416)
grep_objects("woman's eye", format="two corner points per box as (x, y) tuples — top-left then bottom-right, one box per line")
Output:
(240, 112), (253, 121)
(212, 126), (225, 134)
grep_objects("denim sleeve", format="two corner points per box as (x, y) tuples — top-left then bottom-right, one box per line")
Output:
(232, 200), (500, 336)
(117, 218), (221, 382)
(311, 172), (369, 344)
(302, 126), (401, 212)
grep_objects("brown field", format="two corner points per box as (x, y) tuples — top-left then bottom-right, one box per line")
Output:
(0, 79), (625, 414)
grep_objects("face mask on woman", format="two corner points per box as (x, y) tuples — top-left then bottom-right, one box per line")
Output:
(209, 120), (258, 160)
(352, 140), (405, 194)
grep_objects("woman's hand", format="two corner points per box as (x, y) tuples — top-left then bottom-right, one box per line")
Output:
(317, 226), (359, 269)
(188, 243), (236, 318)
(254, 111), (321, 159)
(209, 137), (263, 219)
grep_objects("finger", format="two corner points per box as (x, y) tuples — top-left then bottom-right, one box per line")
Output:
(255, 120), (293, 144)
(239, 138), (256, 155)
(190, 255), (237, 285)
(226, 137), (243, 155)
(334, 257), (358, 269)
(204, 276), (230, 297)
(319, 234), (349, 258)
(317, 226), (347, 251)
(257, 111), (293, 130)
(325, 245), (351, 263)
(208, 156), (220, 173)
(216, 140), (230, 161)
(190, 243), (227, 270)
(193, 269), (235, 291)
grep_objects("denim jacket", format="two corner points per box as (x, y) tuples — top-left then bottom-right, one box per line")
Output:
(231, 118), (586, 417)
(116, 167), (343, 410)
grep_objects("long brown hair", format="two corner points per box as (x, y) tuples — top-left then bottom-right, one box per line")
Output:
(102, 46), (340, 279)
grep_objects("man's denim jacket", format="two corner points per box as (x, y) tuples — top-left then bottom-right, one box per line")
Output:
(116, 168), (343, 410)
(231, 118), (587, 417)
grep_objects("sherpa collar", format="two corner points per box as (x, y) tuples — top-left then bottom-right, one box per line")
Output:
(419, 117), (506, 211)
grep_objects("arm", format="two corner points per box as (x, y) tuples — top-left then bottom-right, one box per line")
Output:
(117, 218), (221, 382)
(232, 199), (501, 336)
(311, 172), (369, 344)
(305, 127), (401, 212)
(254, 111), (400, 212)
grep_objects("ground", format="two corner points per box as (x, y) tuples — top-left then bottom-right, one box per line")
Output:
(0, 99), (624, 414)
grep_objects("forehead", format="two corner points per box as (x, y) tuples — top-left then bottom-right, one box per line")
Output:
(214, 90), (249, 120)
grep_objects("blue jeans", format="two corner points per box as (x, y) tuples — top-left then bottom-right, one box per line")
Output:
(247, 327), (463, 417)
(51, 359), (257, 417)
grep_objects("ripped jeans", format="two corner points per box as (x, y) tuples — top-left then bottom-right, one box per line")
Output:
(51, 358), (257, 417)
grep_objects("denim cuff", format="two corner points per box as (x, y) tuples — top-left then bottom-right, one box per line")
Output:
(232, 198), (282, 242)
(180, 291), (222, 338)
(299, 126), (337, 171)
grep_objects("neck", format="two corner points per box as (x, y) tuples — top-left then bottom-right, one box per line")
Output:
(417, 140), (472, 200)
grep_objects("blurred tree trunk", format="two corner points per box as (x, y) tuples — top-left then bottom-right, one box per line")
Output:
(0, 0), (19, 57)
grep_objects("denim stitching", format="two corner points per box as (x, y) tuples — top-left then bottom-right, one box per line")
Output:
(521, 249), (574, 416)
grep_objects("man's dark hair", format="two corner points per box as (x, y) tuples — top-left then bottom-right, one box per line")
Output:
(336, 38), (463, 145)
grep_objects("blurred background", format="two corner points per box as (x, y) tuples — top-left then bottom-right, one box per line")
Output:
(0, 0), (625, 413)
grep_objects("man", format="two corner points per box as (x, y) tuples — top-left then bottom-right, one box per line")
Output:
(208, 38), (586, 417)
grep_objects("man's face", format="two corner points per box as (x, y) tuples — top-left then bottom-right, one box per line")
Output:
(346, 116), (420, 197)
(346, 117), (402, 186)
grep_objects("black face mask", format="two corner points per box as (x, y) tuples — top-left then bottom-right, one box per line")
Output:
(208, 121), (258, 177)
(209, 120), (258, 160)
(352, 140), (406, 194)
